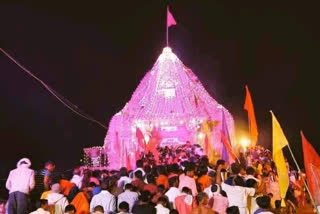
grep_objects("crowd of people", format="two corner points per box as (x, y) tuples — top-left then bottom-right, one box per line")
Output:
(1, 144), (310, 214)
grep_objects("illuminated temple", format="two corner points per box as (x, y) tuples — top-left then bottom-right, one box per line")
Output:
(103, 47), (235, 169)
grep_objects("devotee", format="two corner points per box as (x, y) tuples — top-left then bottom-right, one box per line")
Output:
(191, 192), (216, 214)
(152, 185), (167, 204)
(155, 197), (170, 214)
(64, 205), (76, 214)
(70, 190), (90, 214)
(117, 168), (132, 189)
(89, 180), (116, 213)
(6, 158), (35, 214)
(117, 202), (130, 214)
(36, 161), (56, 192)
(29, 199), (50, 214)
(165, 176), (181, 209)
(254, 195), (274, 214)
(117, 184), (139, 212)
(197, 165), (211, 191)
(174, 187), (195, 214)
(143, 175), (158, 195)
(132, 191), (156, 214)
(178, 164), (198, 196)
(156, 166), (169, 189)
(91, 205), (104, 214)
(131, 171), (145, 192)
(47, 183), (69, 214)
(133, 160), (145, 177)
(226, 206), (240, 214)
(70, 168), (83, 190)
(207, 184), (229, 214)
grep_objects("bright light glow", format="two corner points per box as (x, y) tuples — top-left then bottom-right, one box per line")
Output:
(240, 138), (250, 148)
(197, 132), (205, 139)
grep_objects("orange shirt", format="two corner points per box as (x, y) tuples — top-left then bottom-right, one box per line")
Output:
(71, 192), (90, 214)
(197, 175), (212, 191)
(156, 174), (169, 189)
(60, 179), (75, 196)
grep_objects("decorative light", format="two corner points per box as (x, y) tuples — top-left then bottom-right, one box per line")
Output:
(197, 132), (205, 140)
(240, 137), (250, 148)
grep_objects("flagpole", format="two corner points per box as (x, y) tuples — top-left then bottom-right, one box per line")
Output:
(166, 6), (169, 46)
(286, 144), (319, 214)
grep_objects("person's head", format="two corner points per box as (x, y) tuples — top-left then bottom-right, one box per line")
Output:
(51, 183), (61, 193)
(146, 174), (156, 184)
(216, 159), (226, 170)
(157, 165), (167, 175)
(230, 163), (240, 175)
(170, 209), (179, 214)
(118, 201), (129, 212)
(197, 165), (208, 177)
(246, 166), (255, 176)
(134, 170), (143, 180)
(168, 176), (178, 188)
(139, 191), (152, 203)
(196, 192), (209, 206)
(181, 187), (191, 195)
(45, 161), (55, 172)
(158, 196), (168, 206)
(124, 183), (133, 191)
(246, 179), (257, 188)
(93, 205), (104, 213)
(100, 180), (109, 191)
(119, 167), (128, 177)
(64, 204), (76, 214)
(211, 184), (220, 193)
(226, 206), (240, 214)
(136, 159), (143, 168)
(185, 164), (195, 177)
(73, 168), (81, 176)
(256, 195), (271, 209)
(157, 185), (166, 194)
(239, 166), (246, 176)
(233, 176), (245, 187)
(39, 199), (49, 211)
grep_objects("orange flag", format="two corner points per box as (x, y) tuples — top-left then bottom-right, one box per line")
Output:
(244, 85), (258, 146)
(301, 131), (320, 205)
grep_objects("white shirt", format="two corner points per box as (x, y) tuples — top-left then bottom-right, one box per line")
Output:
(117, 190), (138, 212)
(6, 165), (35, 195)
(70, 174), (83, 189)
(90, 190), (116, 213)
(29, 208), (50, 214)
(117, 176), (132, 189)
(221, 183), (255, 214)
(165, 187), (181, 209)
(155, 204), (170, 214)
(47, 193), (69, 214)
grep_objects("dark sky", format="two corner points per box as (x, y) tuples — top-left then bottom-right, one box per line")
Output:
(1, 1), (319, 176)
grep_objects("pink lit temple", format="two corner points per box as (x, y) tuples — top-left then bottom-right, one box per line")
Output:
(103, 47), (235, 170)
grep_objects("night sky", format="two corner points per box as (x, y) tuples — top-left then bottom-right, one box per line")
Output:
(1, 1), (319, 176)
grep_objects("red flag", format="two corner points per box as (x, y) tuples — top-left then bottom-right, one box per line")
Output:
(301, 131), (320, 205)
(167, 7), (177, 28)
(221, 132), (237, 161)
(244, 85), (258, 146)
(136, 127), (146, 150)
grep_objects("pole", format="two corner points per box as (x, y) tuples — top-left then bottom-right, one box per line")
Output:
(166, 6), (168, 46)
(286, 144), (319, 214)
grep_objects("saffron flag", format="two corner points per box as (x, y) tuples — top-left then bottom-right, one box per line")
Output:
(271, 111), (289, 207)
(221, 111), (236, 164)
(202, 121), (215, 164)
(301, 131), (320, 205)
(244, 85), (258, 146)
(167, 7), (177, 28)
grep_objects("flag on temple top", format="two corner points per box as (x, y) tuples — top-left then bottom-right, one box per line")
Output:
(221, 111), (236, 164)
(271, 111), (289, 207)
(244, 85), (258, 146)
(301, 131), (320, 205)
(167, 7), (177, 28)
